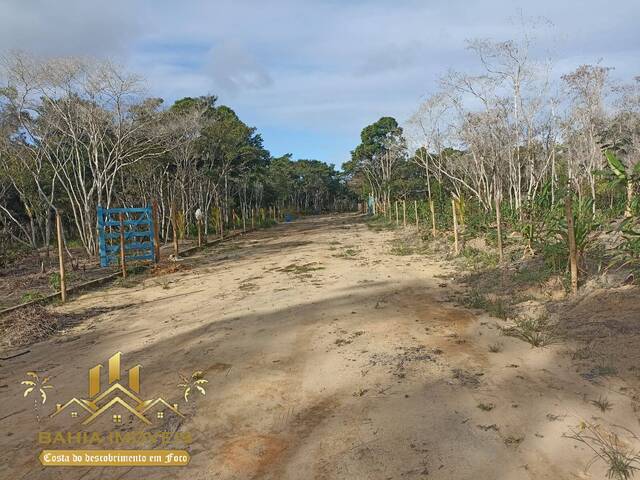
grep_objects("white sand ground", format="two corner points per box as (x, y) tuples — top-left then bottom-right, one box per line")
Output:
(0, 214), (631, 479)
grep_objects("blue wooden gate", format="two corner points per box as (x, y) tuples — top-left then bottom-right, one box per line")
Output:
(97, 206), (156, 268)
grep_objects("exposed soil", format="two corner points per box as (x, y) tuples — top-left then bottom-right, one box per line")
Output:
(1, 214), (639, 479)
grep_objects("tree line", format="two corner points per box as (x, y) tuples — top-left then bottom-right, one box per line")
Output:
(0, 52), (355, 265)
(346, 29), (639, 280)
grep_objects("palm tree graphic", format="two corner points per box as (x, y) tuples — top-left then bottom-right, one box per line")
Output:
(178, 371), (208, 402)
(21, 372), (53, 421)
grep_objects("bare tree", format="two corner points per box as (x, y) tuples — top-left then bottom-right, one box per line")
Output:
(562, 64), (612, 212)
(1, 52), (177, 254)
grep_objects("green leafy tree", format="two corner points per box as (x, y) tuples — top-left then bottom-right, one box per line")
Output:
(349, 117), (406, 205)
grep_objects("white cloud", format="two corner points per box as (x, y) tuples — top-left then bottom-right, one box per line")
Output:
(206, 41), (273, 91)
(1, 0), (638, 163)
(0, 0), (138, 57)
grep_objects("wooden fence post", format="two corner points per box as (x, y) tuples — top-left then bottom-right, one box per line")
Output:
(452, 198), (459, 255)
(203, 217), (207, 245)
(414, 200), (419, 227)
(119, 213), (127, 278)
(429, 200), (437, 237)
(565, 193), (579, 294)
(152, 200), (160, 263)
(55, 211), (67, 303)
(171, 204), (179, 258)
(402, 200), (407, 228)
(395, 201), (399, 226)
(495, 192), (503, 264)
(242, 208), (246, 232)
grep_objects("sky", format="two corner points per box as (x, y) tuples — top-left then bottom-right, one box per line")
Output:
(1, 0), (638, 167)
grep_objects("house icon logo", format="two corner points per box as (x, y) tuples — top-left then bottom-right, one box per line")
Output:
(51, 352), (183, 425)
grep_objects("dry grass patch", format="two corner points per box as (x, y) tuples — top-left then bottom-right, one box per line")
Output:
(150, 263), (191, 276)
(0, 305), (79, 349)
(566, 423), (640, 480)
(278, 262), (325, 275)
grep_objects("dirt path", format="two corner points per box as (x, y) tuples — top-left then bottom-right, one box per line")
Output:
(0, 214), (631, 479)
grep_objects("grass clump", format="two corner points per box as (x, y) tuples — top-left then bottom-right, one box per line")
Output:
(20, 291), (44, 303)
(513, 265), (554, 286)
(502, 315), (557, 347)
(591, 395), (613, 413)
(389, 239), (414, 256)
(566, 422), (640, 480)
(366, 215), (397, 232)
(488, 342), (503, 353)
(461, 246), (499, 271)
(462, 289), (512, 320)
(477, 402), (495, 411)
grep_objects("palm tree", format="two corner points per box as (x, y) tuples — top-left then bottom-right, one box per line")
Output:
(177, 371), (208, 402)
(21, 372), (53, 421)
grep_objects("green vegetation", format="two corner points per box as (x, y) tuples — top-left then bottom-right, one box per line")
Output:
(591, 396), (613, 413)
(20, 291), (44, 303)
(48, 272), (62, 291)
(462, 289), (512, 320)
(567, 423), (640, 480)
(501, 316), (557, 348)
(346, 38), (639, 302)
(461, 247), (499, 271)
(0, 53), (356, 266)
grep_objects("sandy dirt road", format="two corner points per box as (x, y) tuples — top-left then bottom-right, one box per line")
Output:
(0, 214), (631, 479)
